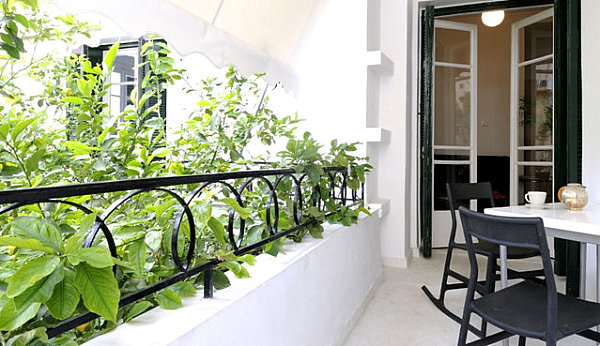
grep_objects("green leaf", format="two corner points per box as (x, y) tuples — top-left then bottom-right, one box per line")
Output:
(0, 123), (10, 140)
(46, 268), (79, 320)
(213, 270), (231, 290)
(111, 257), (136, 270)
(64, 141), (101, 155)
(221, 260), (250, 278)
(60, 96), (84, 105)
(64, 235), (83, 255)
(0, 300), (41, 331)
(221, 197), (251, 219)
(265, 237), (285, 256)
(236, 254), (256, 266)
(5, 327), (47, 346)
(64, 213), (95, 254)
(7, 255), (60, 298)
(11, 117), (38, 141)
(12, 14), (29, 28)
(358, 205), (371, 216)
(126, 238), (146, 278)
(0, 236), (55, 254)
(207, 217), (226, 246)
(67, 247), (114, 268)
(13, 265), (64, 308)
(75, 263), (120, 322)
(308, 224), (324, 239)
(76, 78), (92, 97)
(172, 281), (196, 297)
(25, 149), (45, 172)
(245, 225), (264, 245)
(103, 41), (120, 71)
(11, 217), (63, 253)
(150, 147), (169, 159)
(304, 164), (323, 182)
(1, 42), (20, 59)
(156, 288), (182, 310)
(20, 0), (39, 9)
(124, 301), (153, 321)
(46, 336), (78, 346)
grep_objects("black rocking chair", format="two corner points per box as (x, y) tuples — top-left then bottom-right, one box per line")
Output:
(421, 182), (543, 337)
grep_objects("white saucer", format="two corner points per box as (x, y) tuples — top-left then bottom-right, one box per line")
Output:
(526, 203), (548, 210)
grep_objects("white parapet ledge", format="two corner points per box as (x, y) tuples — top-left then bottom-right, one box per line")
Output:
(368, 199), (390, 218)
(365, 127), (391, 143)
(86, 212), (382, 346)
(366, 50), (394, 75)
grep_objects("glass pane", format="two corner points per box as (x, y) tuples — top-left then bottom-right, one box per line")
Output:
(517, 61), (553, 146)
(435, 28), (470, 65)
(434, 164), (469, 210)
(518, 16), (553, 63)
(434, 66), (471, 146)
(518, 150), (552, 162)
(518, 165), (553, 205)
(434, 149), (470, 161)
(108, 48), (137, 76)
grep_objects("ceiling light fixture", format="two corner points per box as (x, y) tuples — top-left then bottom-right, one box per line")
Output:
(481, 10), (505, 27)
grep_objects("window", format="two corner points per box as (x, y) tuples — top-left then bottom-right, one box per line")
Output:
(75, 36), (167, 132)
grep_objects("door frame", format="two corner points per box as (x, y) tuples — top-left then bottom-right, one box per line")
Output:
(417, 0), (580, 261)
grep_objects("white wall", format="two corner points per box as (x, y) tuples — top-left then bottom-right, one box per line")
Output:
(376, 0), (411, 266)
(581, 0), (600, 205)
(88, 214), (382, 346)
(290, 0), (368, 150)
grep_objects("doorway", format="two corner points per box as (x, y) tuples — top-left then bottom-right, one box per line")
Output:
(418, 0), (582, 296)
(428, 6), (554, 248)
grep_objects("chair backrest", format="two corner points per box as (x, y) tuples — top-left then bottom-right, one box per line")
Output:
(458, 207), (558, 335)
(446, 182), (495, 243)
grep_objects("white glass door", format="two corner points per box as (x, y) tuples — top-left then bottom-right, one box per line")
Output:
(431, 20), (477, 248)
(510, 8), (554, 205)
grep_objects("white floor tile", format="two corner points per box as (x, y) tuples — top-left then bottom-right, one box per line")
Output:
(343, 249), (596, 346)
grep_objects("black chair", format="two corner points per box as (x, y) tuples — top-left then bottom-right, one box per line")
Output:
(458, 207), (600, 345)
(422, 182), (543, 336)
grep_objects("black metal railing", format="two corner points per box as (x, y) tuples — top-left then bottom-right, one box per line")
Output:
(0, 167), (364, 338)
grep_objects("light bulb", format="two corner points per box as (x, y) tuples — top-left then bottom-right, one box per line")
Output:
(481, 10), (505, 27)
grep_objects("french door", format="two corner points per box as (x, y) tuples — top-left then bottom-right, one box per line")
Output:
(510, 8), (554, 205)
(431, 20), (477, 248)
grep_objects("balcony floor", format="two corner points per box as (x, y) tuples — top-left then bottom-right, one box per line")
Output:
(343, 249), (592, 345)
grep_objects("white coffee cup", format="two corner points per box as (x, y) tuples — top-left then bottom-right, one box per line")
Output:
(525, 191), (547, 208)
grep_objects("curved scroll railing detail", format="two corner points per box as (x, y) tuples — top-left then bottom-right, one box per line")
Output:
(0, 167), (364, 339)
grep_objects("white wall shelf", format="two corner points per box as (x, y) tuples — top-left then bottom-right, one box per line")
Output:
(366, 50), (394, 75)
(365, 127), (391, 143)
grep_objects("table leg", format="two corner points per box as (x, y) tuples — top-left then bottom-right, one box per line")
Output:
(597, 245), (600, 302)
(500, 245), (508, 346)
(500, 245), (508, 288)
(581, 243), (587, 298)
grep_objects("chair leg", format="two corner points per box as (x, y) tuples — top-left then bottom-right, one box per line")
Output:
(477, 254), (496, 336)
(485, 255), (497, 294)
(457, 307), (471, 346)
(518, 335), (526, 346)
(438, 244), (457, 303)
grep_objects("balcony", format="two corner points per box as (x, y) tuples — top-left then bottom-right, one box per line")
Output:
(2, 0), (600, 344)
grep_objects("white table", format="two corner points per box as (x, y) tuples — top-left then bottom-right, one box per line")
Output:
(485, 202), (600, 299)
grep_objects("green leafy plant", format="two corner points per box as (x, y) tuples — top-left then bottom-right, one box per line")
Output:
(0, 2), (371, 345)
